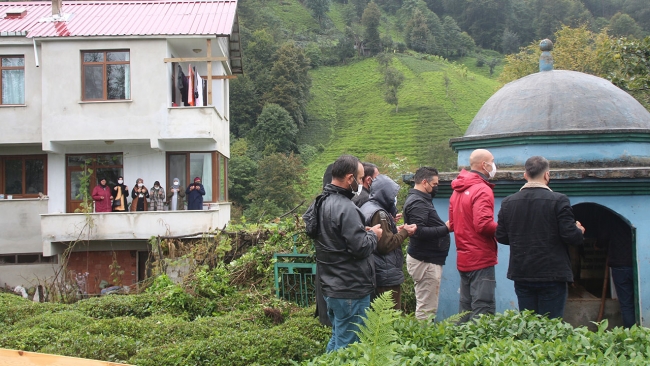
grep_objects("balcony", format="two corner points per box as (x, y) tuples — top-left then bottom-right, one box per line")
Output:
(161, 106), (226, 143)
(40, 203), (231, 256)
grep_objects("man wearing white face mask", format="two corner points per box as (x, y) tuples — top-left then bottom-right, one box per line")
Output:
(449, 148), (498, 322)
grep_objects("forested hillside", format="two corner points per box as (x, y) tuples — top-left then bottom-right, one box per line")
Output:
(228, 0), (650, 220)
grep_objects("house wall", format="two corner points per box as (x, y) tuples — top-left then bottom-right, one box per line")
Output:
(40, 39), (168, 145)
(434, 194), (650, 326)
(0, 264), (58, 289)
(0, 41), (42, 144)
(67, 250), (138, 294)
(0, 198), (48, 254)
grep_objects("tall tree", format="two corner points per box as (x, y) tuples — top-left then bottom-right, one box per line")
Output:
(609, 12), (644, 38)
(263, 42), (312, 127)
(246, 153), (306, 219)
(250, 103), (299, 154)
(441, 16), (462, 57)
(362, 2), (382, 55)
(230, 75), (260, 138)
(384, 66), (405, 112)
(306, 0), (331, 25)
(501, 28), (520, 54)
(405, 9), (433, 53)
(351, 0), (369, 18)
(460, 0), (511, 49)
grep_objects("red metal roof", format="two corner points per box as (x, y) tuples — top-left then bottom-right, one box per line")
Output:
(0, 0), (238, 38)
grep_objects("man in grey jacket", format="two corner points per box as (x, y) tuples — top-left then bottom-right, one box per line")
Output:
(315, 155), (382, 352)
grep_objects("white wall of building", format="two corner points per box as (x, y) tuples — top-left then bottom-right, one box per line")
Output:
(0, 264), (58, 289)
(40, 39), (169, 145)
(0, 199), (48, 253)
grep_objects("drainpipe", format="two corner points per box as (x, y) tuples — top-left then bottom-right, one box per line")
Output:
(33, 38), (40, 67)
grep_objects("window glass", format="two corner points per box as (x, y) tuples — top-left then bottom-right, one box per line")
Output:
(84, 65), (104, 99)
(17, 254), (39, 264)
(190, 153), (212, 202)
(1, 57), (24, 67)
(107, 51), (129, 62)
(5, 159), (22, 194)
(96, 168), (123, 187)
(0, 255), (16, 264)
(25, 159), (44, 194)
(83, 52), (104, 62)
(1, 69), (25, 104)
(70, 170), (84, 200)
(219, 155), (226, 202)
(96, 154), (122, 166)
(1, 56), (25, 105)
(41, 255), (58, 264)
(169, 154), (186, 189)
(67, 155), (92, 166)
(107, 64), (129, 100)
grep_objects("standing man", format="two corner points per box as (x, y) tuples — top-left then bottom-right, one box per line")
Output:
(352, 162), (379, 208)
(404, 167), (451, 320)
(449, 148), (498, 322)
(186, 177), (205, 210)
(496, 156), (584, 319)
(360, 175), (417, 310)
(309, 155), (382, 352)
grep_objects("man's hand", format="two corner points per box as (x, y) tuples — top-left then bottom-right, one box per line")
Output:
(367, 224), (382, 241)
(445, 220), (452, 232)
(403, 223), (417, 236)
(394, 213), (403, 222)
(576, 221), (585, 234)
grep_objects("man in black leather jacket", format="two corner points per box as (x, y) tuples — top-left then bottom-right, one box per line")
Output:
(315, 155), (382, 352)
(496, 156), (585, 319)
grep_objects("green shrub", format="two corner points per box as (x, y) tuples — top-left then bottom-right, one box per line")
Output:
(74, 293), (161, 319)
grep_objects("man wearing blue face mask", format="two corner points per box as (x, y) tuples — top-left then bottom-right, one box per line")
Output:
(403, 167), (451, 320)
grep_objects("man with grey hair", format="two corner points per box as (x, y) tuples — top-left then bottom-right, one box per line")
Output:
(496, 155), (585, 319)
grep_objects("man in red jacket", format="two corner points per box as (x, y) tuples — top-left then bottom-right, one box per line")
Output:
(449, 149), (498, 322)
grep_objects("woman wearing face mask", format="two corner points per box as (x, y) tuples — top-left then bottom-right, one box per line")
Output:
(166, 178), (186, 211)
(112, 176), (129, 212)
(149, 181), (166, 211)
(130, 178), (150, 212)
(92, 177), (113, 213)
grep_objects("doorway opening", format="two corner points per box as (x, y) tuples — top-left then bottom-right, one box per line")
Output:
(566, 202), (637, 328)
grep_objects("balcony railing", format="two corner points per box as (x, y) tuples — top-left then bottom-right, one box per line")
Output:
(40, 204), (230, 256)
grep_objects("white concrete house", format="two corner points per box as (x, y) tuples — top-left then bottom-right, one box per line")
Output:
(0, 0), (241, 293)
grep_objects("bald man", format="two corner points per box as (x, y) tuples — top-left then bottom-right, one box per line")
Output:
(449, 149), (498, 322)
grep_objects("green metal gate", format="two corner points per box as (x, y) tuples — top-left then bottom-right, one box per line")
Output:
(273, 236), (316, 307)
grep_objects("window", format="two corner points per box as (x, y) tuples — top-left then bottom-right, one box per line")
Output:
(1, 56), (25, 105)
(81, 50), (130, 101)
(167, 152), (228, 203)
(66, 153), (123, 213)
(0, 253), (58, 265)
(0, 155), (47, 197)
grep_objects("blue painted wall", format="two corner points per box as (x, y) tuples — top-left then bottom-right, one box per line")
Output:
(432, 194), (650, 326)
(456, 142), (650, 168)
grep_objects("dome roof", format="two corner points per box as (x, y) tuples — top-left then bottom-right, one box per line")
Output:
(464, 70), (650, 138)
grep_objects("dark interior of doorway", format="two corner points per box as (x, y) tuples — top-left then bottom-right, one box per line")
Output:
(569, 203), (636, 323)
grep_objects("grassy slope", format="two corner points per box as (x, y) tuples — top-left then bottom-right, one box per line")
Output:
(301, 54), (500, 193)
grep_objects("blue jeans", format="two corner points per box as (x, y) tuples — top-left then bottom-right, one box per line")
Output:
(324, 295), (371, 352)
(514, 281), (567, 319)
(611, 266), (636, 328)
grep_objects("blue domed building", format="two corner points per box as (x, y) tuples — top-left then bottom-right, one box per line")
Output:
(434, 41), (650, 328)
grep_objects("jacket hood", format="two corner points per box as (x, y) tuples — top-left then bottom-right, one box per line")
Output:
(451, 169), (494, 192)
(368, 175), (399, 211)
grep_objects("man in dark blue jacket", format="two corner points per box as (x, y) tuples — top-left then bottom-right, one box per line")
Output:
(403, 167), (451, 320)
(496, 156), (585, 319)
(313, 155), (382, 352)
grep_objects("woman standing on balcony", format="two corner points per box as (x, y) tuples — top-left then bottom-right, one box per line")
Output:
(186, 177), (205, 210)
(149, 181), (166, 211)
(112, 176), (129, 212)
(131, 178), (150, 212)
(92, 177), (113, 213)
(167, 178), (186, 211)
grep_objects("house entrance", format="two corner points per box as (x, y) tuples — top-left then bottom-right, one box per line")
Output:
(566, 202), (637, 328)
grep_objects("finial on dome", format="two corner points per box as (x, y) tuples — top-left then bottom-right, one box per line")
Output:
(539, 39), (553, 72)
